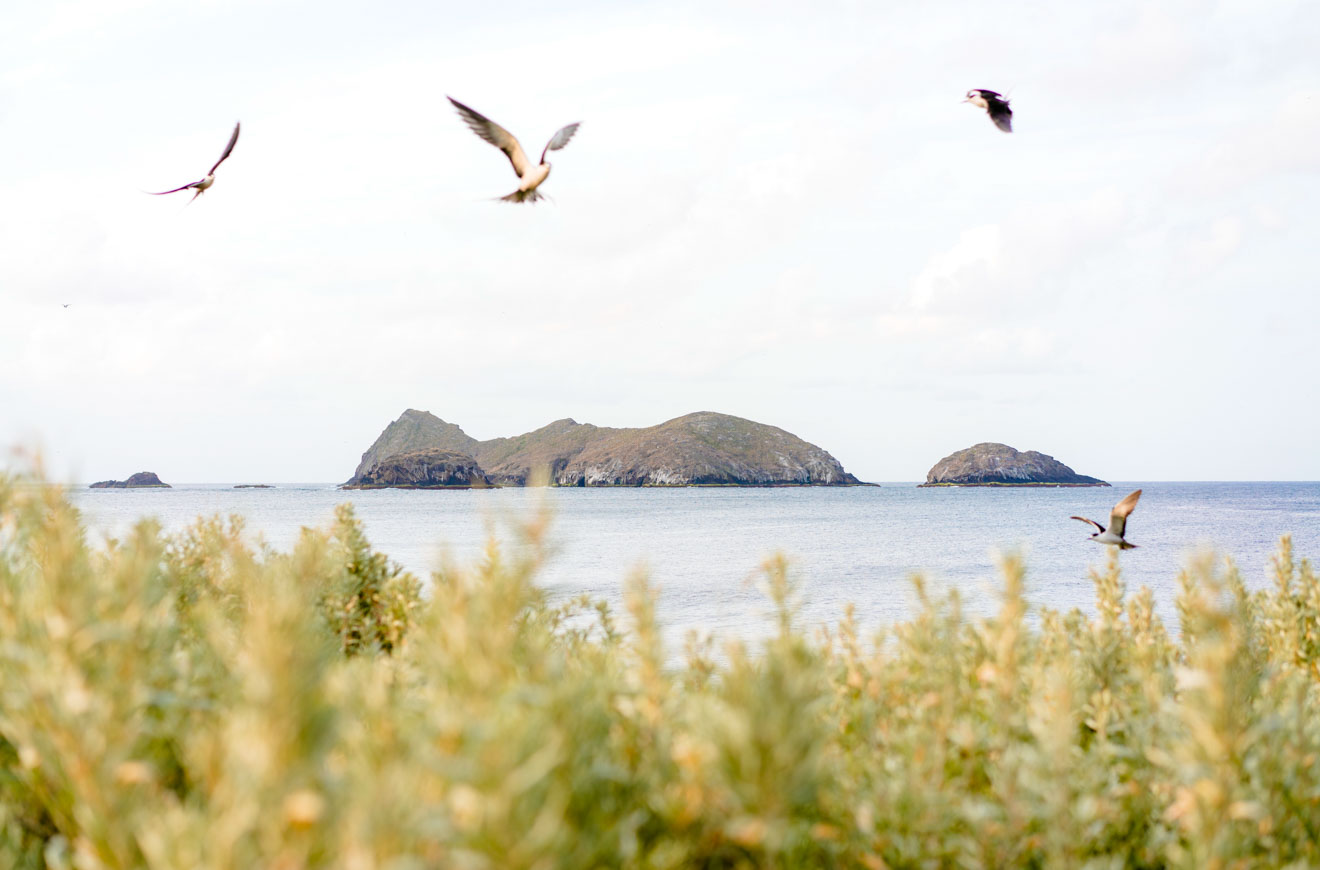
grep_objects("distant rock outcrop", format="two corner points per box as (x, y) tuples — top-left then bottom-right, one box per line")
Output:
(343, 448), (492, 489)
(343, 410), (861, 488)
(920, 443), (1108, 487)
(89, 471), (171, 489)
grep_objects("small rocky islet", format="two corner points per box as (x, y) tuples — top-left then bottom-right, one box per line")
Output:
(88, 471), (171, 489)
(920, 442), (1108, 487)
(342, 409), (862, 489)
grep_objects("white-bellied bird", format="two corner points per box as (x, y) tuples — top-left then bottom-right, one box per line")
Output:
(1072, 489), (1142, 549)
(147, 122), (241, 203)
(964, 89), (1012, 132)
(448, 97), (580, 203)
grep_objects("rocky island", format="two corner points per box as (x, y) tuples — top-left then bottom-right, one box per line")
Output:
(343, 409), (862, 489)
(920, 443), (1108, 487)
(89, 472), (171, 489)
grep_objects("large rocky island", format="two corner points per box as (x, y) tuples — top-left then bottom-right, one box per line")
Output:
(89, 471), (171, 489)
(343, 410), (862, 489)
(920, 443), (1108, 487)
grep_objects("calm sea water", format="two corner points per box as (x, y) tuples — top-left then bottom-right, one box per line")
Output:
(72, 483), (1320, 644)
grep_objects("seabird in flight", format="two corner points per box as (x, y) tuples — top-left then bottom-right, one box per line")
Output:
(447, 97), (580, 203)
(964, 89), (1013, 133)
(147, 122), (241, 203)
(1072, 489), (1142, 549)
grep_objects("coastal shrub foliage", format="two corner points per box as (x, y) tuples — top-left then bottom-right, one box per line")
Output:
(3, 468), (1320, 868)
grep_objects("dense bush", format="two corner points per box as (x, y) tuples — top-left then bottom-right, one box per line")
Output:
(2, 468), (1319, 868)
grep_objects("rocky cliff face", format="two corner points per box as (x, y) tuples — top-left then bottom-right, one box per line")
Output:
(475, 418), (614, 486)
(343, 410), (860, 487)
(89, 472), (171, 488)
(921, 443), (1107, 486)
(351, 410), (480, 481)
(344, 449), (491, 489)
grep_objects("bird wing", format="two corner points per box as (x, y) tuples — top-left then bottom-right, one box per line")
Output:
(1107, 489), (1141, 539)
(988, 102), (1013, 132)
(448, 97), (531, 178)
(146, 181), (200, 195)
(208, 122), (241, 175)
(1071, 516), (1105, 534)
(540, 122), (580, 163)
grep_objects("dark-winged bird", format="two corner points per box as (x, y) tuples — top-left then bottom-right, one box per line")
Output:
(147, 122), (241, 203)
(1072, 489), (1142, 549)
(448, 97), (580, 203)
(964, 89), (1012, 132)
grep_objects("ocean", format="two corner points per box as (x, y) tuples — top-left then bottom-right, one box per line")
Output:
(72, 482), (1320, 644)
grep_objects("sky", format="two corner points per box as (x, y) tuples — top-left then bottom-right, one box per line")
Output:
(2, 0), (1318, 484)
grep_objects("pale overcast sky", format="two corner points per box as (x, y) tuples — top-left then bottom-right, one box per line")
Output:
(2, 0), (1317, 483)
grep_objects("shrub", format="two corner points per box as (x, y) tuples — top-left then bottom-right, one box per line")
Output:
(1, 466), (1318, 868)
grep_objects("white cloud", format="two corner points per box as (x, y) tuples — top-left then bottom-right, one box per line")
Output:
(907, 189), (1129, 313)
(1189, 89), (1320, 187)
(908, 224), (1001, 312)
(1178, 215), (1245, 272)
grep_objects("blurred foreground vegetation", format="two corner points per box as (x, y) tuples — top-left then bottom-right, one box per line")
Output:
(3, 469), (1320, 869)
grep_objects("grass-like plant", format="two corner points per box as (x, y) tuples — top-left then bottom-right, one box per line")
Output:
(2, 465), (1319, 868)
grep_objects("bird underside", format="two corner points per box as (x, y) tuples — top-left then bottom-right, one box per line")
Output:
(1091, 528), (1137, 549)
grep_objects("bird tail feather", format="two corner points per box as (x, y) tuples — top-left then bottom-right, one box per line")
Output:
(499, 189), (543, 204)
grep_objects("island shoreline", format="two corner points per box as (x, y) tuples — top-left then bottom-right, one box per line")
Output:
(917, 481), (1111, 488)
(340, 481), (881, 490)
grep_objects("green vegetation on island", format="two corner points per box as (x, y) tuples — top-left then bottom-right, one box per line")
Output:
(3, 467), (1320, 867)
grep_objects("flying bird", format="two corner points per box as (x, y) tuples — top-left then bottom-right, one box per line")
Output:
(448, 97), (579, 203)
(62, 303), (71, 308)
(964, 89), (1012, 133)
(1072, 489), (1142, 549)
(146, 122), (241, 203)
